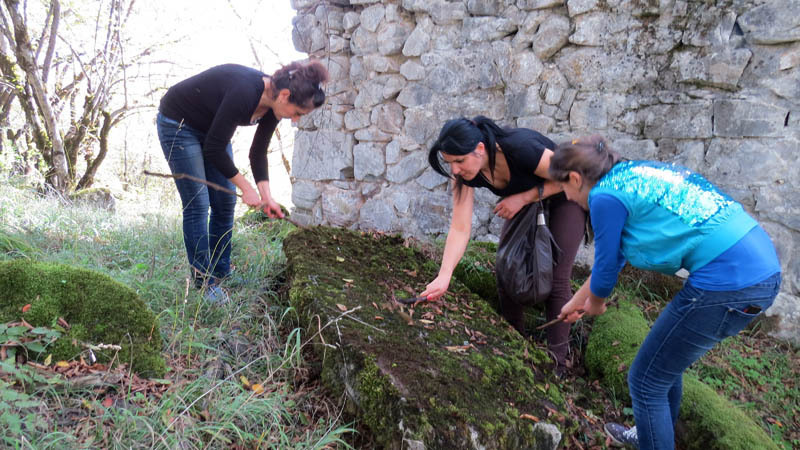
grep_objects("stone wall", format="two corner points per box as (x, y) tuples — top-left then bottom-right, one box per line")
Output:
(290, 0), (800, 342)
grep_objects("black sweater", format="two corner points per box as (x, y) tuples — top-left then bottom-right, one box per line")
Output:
(159, 64), (278, 182)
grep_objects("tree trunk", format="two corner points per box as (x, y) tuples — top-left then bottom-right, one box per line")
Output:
(3, 0), (69, 192)
(76, 110), (111, 190)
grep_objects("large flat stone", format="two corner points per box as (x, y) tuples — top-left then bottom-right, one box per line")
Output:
(283, 227), (569, 448)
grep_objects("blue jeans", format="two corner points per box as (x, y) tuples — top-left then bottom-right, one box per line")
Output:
(156, 113), (237, 282)
(628, 271), (781, 450)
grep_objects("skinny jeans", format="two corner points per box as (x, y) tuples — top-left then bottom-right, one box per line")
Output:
(156, 113), (237, 281)
(629, 271), (781, 450)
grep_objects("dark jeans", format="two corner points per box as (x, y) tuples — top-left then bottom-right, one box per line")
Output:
(629, 272), (780, 450)
(498, 193), (587, 366)
(156, 113), (236, 281)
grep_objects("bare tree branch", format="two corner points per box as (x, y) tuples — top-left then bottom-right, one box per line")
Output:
(40, 0), (58, 83)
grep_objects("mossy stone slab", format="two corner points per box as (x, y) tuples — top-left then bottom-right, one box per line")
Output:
(0, 259), (165, 377)
(284, 227), (573, 449)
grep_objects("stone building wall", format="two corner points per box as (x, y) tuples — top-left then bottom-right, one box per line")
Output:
(289, 0), (800, 342)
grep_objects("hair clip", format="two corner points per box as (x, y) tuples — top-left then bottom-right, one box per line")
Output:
(596, 140), (605, 152)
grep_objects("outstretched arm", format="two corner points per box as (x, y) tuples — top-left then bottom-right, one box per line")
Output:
(421, 183), (475, 300)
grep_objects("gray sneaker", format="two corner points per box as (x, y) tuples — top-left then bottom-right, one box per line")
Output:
(203, 284), (230, 304)
(605, 422), (638, 448)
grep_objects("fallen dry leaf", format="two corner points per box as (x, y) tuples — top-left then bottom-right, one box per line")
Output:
(56, 361), (70, 368)
(252, 384), (265, 395)
(444, 345), (470, 353)
(520, 413), (540, 422)
(102, 397), (113, 408)
(336, 304), (348, 312)
(419, 319), (434, 325)
(240, 376), (251, 388)
(342, 278), (354, 283)
(335, 256), (345, 262)
(374, 316), (384, 320)
(21, 304), (31, 313)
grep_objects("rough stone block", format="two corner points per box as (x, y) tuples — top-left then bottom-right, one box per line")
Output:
(292, 180), (323, 210)
(569, 12), (612, 47)
(386, 151), (429, 183)
(532, 14), (570, 60)
(397, 83), (434, 108)
(353, 142), (386, 180)
(320, 187), (363, 226)
(400, 60), (426, 81)
(355, 126), (393, 142)
(360, 4), (385, 32)
(567, 0), (598, 17)
(345, 109), (371, 130)
(642, 102), (712, 139)
(358, 196), (398, 232)
(467, 0), (503, 16)
(517, 115), (555, 133)
(350, 26), (379, 55)
(511, 52), (544, 85)
(738, 0), (800, 44)
(569, 97), (608, 130)
(462, 17), (517, 42)
(378, 22), (413, 56)
(430, 0), (467, 25)
(415, 167), (448, 190)
(292, 130), (354, 181)
(713, 100), (789, 138)
(343, 11), (361, 32)
(402, 24), (431, 56)
(518, 0), (565, 10)
(672, 48), (752, 90)
(371, 102), (405, 134)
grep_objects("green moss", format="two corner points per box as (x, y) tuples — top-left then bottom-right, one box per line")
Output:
(586, 296), (777, 449)
(453, 241), (498, 308)
(284, 227), (576, 448)
(0, 260), (165, 377)
(679, 376), (779, 450)
(585, 299), (650, 400)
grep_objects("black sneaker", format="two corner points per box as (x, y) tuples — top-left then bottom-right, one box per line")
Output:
(605, 422), (639, 448)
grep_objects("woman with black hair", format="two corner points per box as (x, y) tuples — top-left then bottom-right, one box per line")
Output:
(420, 116), (586, 373)
(157, 60), (328, 303)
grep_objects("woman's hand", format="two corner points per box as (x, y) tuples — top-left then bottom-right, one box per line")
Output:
(257, 180), (285, 218)
(241, 189), (262, 208)
(494, 194), (528, 220)
(260, 197), (284, 218)
(558, 292), (607, 323)
(420, 274), (451, 301)
(558, 294), (587, 324)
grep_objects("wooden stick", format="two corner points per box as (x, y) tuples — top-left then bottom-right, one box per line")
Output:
(144, 170), (239, 197)
(143, 170), (306, 229)
(536, 310), (584, 330)
(536, 298), (619, 330)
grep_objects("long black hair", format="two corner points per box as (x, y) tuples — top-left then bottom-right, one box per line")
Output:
(428, 116), (510, 198)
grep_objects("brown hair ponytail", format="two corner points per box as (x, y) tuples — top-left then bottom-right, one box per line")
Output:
(270, 60), (329, 108)
(549, 135), (621, 185)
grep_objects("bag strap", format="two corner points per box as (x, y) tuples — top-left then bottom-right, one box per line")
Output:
(536, 185), (546, 226)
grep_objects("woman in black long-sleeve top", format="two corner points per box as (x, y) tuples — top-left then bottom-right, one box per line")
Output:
(157, 61), (328, 303)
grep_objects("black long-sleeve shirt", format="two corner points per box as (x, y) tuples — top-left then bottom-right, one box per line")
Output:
(159, 64), (278, 182)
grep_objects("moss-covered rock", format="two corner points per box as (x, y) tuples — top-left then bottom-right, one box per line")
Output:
(453, 241), (499, 309)
(0, 260), (165, 377)
(284, 227), (574, 449)
(69, 187), (116, 212)
(586, 296), (778, 450)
